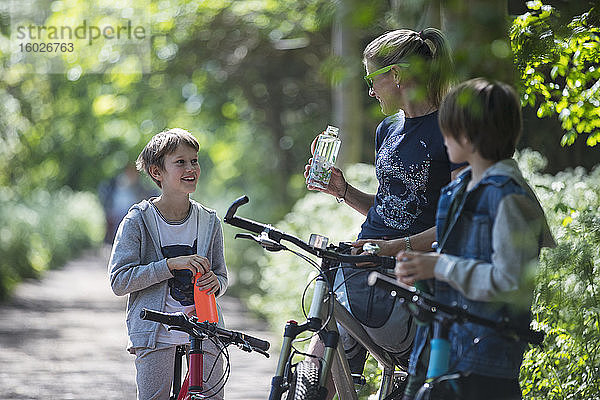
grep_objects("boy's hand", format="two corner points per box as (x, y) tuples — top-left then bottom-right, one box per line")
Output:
(395, 251), (439, 285)
(167, 255), (210, 276)
(195, 271), (220, 295)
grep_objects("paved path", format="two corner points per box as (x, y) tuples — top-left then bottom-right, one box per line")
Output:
(0, 247), (276, 400)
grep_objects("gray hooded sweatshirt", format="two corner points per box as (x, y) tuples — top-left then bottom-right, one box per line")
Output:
(109, 199), (228, 351)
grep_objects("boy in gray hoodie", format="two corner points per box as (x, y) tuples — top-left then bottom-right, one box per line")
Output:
(395, 78), (555, 399)
(109, 128), (228, 400)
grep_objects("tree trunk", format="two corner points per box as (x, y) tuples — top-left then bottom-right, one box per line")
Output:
(332, 0), (363, 166)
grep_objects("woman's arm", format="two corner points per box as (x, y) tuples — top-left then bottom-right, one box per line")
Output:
(352, 226), (437, 256)
(305, 164), (374, 216)
(342, 180), (375, 216)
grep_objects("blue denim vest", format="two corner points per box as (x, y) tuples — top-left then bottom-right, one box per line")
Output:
(409, 171), (531, 379)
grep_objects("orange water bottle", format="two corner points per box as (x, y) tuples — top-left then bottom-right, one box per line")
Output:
(194, 272), (218, 323)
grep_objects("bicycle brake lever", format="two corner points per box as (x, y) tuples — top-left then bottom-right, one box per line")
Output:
(234, 233), (258, 242)
(237, 343), (270, 358)
(254, 347), (270, 358)
(234, 233), (286, 252)
(168, 326), (191, 335)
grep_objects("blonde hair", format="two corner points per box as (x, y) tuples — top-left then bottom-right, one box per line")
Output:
(363, 28), (454, 106)
(136, 128), (199, 187)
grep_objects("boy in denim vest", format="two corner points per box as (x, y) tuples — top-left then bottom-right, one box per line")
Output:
(395, 78), (555, 399)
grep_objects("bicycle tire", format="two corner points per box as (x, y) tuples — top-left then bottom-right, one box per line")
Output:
(286, 360), (321, 400)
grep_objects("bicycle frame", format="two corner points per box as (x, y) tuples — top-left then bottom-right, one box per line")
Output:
(269, 269), (404, 400)
(175, 335), (209, 400)
(223, 195), (406, 400)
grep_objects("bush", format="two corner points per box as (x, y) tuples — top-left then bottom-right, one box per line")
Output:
(246, 152), (600, 399)
(0, 187), (105, 300)
(517, 150), (600, 399)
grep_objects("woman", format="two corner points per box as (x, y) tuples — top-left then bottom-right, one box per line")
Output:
(305, 28), (464, 391)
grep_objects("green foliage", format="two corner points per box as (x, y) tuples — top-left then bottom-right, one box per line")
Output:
(2, 0), (598, 301)
(0, 188), (105, 300)
(517, 149), (600, 399)
(0, 0), (340, 297)
(511, 1), (600, 147)
(0, 0), (336, 211)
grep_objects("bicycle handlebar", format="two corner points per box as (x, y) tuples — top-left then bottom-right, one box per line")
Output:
(224, 195), (395, 268)
(367, 272), (545, 346)
(140, 309), (271, 353)
(225, 195), (317, 254)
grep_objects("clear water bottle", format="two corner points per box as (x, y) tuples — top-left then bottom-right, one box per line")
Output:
(307, 125), (341, 190)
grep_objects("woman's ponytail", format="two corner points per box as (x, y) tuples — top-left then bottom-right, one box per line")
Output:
(419, 27), (455, 106)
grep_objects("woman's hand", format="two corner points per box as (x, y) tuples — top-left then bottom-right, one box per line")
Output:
(395, 251), (439, 286)
(350, 238), (404, 257)
(304, 135), (347, 197)
(195, 270), (220, 295)
(347, 238), (400, 267)
(167, 255), (211, 275)
(304, 161), (347, 198)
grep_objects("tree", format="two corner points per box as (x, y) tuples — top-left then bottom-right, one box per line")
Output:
(511, 1), (599, 147)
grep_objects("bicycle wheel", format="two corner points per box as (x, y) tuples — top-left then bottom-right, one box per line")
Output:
(286, 360), (321, 400)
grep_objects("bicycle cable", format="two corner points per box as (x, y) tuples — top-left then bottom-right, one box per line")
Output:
(277, 247), (338, 344)
(205, 334), (231, 397)
(293, 270), (335, 344)
(183, 333), (230, 399)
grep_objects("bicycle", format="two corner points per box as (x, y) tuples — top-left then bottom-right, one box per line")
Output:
(367, 272), (545, 400)
(139, 308), (271, 399)
(224, 195), (411, 400)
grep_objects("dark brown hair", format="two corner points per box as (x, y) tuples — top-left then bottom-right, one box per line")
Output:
(438, 78), (522, 161)
(136, 128), (199, 187)
(363, 28), (454, 106)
